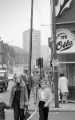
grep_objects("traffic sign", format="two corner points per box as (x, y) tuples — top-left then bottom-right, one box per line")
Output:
(52, 59), (59, 66)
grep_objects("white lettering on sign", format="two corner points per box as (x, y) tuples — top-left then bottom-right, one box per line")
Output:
(56, 29), (73, 52)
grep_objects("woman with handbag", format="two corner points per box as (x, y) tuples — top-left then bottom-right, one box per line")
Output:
(9, 75), (28, 120)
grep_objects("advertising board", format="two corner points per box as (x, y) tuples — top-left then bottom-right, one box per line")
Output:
(56, 29), (75, 54)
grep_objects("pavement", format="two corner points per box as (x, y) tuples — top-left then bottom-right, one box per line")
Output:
(28, 90), (75, 120)
(28, 88), (75, 111)
(1, 81), (75, 120)
(28, 99), (75, 120)
(3, 102), (75, 120)
(26, 102), (75, 120)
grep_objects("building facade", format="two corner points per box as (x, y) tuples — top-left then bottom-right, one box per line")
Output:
(55, 0), (75, 99)
(23, 29), (41, 66)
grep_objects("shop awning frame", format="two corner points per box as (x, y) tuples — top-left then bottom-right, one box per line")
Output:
(59, 61), (75, 64)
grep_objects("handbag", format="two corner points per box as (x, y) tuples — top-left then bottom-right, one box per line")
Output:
(4, 108), (14, 120)
(24, 108), (30, 120)
(26, 111), (36, 120)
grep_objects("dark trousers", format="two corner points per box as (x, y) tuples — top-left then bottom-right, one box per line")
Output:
(27, 85), (31, 99)
(14, 105), (24, 120)
(39, 101), (49, 120)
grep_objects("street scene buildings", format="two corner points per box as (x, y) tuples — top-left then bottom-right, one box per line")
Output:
(56, 0), (75, 100)
(23, 29), (41, 66)
(0, 0), (75, 120)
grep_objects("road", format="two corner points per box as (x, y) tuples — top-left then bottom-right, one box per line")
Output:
(0, 80), (15, 120)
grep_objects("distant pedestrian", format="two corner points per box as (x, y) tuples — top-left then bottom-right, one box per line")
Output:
(58, 73), (69, 103)
(27, 72), (34, 99)
(32, 69), (40, 104)
(13, 73), (17, 82)
(9, 75), (28, 120)
(21, 69), (30, 98)
(22, 69), (28, 84)
(36, 77), (53, 120)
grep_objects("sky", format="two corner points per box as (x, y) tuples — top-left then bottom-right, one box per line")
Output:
(0, 0), (51, 48)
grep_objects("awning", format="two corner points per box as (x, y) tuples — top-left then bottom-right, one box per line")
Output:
(57, 53), (75, 63)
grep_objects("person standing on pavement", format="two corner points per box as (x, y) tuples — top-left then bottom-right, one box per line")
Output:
(9, 75), (28, 120)
(36, 77), (53, 120)
(32, 69), (40, 104)
(27, 71), (34, 99)
(58, 73), (69, 103)
(22, 68), (32, 99)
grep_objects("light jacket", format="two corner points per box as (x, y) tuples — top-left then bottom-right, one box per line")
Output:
(58, 76), (68, 93)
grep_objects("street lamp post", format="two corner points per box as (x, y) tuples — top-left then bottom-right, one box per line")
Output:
(51, 0), (59, 107)
(28, 0), (34, 79)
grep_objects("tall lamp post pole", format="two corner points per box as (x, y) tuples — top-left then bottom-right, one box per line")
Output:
(29, 0), (34, 79)
(51, 0), (59, 107)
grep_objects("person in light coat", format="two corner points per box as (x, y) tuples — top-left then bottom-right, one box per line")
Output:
(36, 77), (53, 120)
(58, 73), (68, 103)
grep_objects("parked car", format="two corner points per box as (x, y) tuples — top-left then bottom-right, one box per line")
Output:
(0, 70), (8, 92)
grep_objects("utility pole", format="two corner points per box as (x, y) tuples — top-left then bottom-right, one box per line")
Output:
(51, 0), (59, 107)
(29, 0), (34, 79)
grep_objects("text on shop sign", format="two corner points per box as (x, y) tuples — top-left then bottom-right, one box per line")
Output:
(56, 32), (73, 51)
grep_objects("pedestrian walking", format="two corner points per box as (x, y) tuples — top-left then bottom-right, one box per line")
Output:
(58, 73), (69, 103)
(32, 69), (40, 104)
(13, 73), (17, 82)
(27, 72), (34, 99)
(9, 75), (28, 120)
(36, 77), (53, 120)
(22, 68), (32, 99)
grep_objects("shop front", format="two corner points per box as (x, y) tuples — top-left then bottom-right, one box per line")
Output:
(56, 28), (75, 99)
